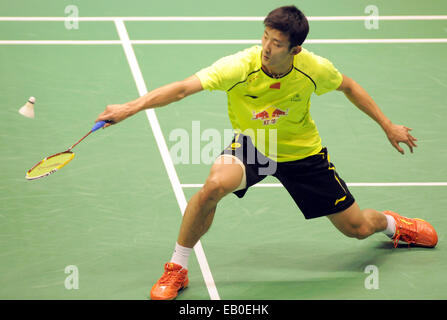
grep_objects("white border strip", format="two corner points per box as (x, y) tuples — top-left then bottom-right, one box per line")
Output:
(114, 19), (220, 301)
(1, 15), (447, 21)
(349, 182), (447, 187)
(0, 40), (122, 45)
(1, 38), (447, 45)
(182, 182), (447, 188)
(132, 39), (447, 44)
(307, 38), (447, 44)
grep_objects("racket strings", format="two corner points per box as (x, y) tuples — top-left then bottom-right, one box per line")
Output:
(25, 121), (109, 180)
(26, 151), (75, 180)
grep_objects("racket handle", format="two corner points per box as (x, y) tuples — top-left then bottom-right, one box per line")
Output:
(91, 120), (112, 132)
(68, 120), (113, 151)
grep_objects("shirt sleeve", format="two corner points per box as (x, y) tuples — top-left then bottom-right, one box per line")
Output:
(312, 55), (343, 96)
(195, 47), (255, 91)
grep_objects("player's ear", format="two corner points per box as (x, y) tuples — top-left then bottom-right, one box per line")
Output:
(290, 45), (302, 56)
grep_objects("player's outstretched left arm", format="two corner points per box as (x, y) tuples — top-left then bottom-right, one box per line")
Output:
(337, 74), (417, 154)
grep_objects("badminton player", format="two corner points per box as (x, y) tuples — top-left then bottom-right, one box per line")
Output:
(96, 5), (438, 300)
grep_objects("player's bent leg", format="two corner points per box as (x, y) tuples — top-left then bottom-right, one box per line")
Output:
(150, 155), (245, 300)
(326, 202), (388, 240)
(177, 155), (245, 247)
(326, 202), (438, 248)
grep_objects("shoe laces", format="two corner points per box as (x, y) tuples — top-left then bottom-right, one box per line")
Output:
(393, 219), (418, 248)
(159, 268), (185, 287)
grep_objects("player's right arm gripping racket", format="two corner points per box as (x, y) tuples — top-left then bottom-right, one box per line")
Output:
(25, 120), (112, 181)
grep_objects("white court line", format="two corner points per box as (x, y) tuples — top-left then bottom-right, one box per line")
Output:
(132, 39), (447, 44)
(0, 40), (122, 45)
(1, 15), (447, 21)
(182, 182), (447, 188)
(114, 19), (220, 301)
(2, 38), (447, 45)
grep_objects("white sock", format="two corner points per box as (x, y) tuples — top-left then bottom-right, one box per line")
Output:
(170, 242), (192, 269)
(383, 213), (396, 238)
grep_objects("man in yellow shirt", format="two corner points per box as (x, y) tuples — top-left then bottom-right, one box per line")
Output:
(96, 5), (438, 300)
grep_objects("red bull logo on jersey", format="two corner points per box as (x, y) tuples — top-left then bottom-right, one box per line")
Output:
(252, 106), (288, 125)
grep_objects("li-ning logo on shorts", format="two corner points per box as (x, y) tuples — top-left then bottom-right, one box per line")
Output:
(334, 196), (347, 206)
(252, 106), (288, 125)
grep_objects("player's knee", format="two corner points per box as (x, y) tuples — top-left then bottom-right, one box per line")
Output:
(200, 176), (227, 204)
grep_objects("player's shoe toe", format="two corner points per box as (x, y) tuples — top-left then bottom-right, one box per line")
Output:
(384, 210), (438, 248)
(150, 262), (189, 300)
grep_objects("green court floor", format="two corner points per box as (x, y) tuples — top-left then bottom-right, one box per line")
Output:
(1, 0), (446, 300)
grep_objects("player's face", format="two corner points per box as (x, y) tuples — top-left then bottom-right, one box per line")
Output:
(261, 27), (298, 69)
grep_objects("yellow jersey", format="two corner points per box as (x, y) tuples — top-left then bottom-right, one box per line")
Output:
(195, 45), (343, 162)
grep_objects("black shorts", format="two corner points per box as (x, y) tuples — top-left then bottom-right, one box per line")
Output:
(220, 134), (355, 219)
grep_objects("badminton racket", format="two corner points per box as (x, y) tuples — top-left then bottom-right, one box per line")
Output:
(25, 120), (112, 180)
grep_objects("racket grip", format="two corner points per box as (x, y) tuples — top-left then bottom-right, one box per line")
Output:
(91, 120), (111, 132)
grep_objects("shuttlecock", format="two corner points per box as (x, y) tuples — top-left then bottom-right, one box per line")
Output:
(19, 96), (35, 118)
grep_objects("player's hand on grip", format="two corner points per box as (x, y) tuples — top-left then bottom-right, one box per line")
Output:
(385, 123), (418, 154)
(95, 104), (133, 128)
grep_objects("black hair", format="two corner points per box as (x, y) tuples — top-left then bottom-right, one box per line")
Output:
(264, 5), (309, 49)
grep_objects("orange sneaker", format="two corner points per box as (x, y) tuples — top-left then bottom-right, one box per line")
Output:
(384, 210), (438, 248)
(150, 262), (189, 300)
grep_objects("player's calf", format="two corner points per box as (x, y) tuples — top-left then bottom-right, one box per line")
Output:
(327, 203), (387, 240)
